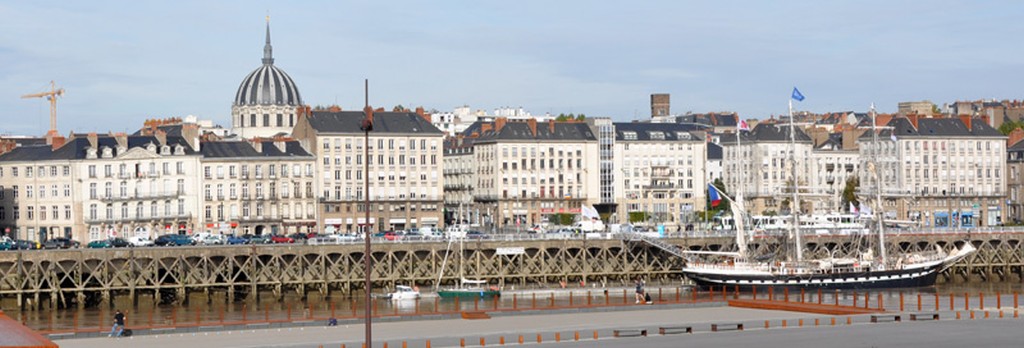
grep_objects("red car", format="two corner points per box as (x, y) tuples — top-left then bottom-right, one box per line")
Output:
(269, 234), (294, 244)
(384, 231), (401, 241)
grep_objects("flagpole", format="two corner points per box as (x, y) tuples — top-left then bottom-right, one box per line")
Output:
(870, 104), (888, 267)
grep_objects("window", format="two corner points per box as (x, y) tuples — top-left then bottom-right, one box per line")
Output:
(89, 204), (97, 220)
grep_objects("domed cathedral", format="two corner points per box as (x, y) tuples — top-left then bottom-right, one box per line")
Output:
(232, 18), (304, 138)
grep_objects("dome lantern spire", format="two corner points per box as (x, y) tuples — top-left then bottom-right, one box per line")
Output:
(262, 16), (274, 65)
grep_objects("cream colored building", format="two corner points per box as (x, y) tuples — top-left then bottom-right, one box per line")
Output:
(468, 118), (599, 229)
(810, 137), (860, 213)
(292, 109), (445, 233)
(860, 116), (1007, 227)
(612, 123), (707, 230)
(721, 123), (815, 215)
(0, 133), (202, 243)
(443, 137), (476, 224)
(199, 139), (316, 235)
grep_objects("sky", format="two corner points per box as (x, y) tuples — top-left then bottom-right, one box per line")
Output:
(2, 1), (1024, 136)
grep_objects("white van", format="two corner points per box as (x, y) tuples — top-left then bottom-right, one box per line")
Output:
(419, 226), (444, 239)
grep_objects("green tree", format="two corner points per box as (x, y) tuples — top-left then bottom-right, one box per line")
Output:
(998, 119), (1021, 135)
(575, 114), (586, 121)
(550, 213), (575, 225)
(628, 212), (648, 223)
(841, 176), (860, 210)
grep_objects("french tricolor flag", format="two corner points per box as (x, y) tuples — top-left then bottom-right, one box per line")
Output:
(709, 184), (722, 208)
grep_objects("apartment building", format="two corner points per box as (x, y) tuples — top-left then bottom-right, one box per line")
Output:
(469, 118), (599, 229)
(292, 108), (445, 233)
(612, 123), (707, 229)
(443, 136), (476, 225)
(1007, 134), (1024, 223)
(859, 116), (1006, 227)
(810, 134), (860, 213)
(0, 132), (202, 242)
(721, 123), (815, 215)
(199, 139), (316, 235)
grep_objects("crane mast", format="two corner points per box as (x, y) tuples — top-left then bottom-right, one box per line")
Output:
(21, 81), (65, 135)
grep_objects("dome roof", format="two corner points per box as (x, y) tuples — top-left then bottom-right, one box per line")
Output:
(233, 21), (302, 107)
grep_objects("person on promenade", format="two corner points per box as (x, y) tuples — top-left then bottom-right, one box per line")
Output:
(109, 309), (126, 337)
(634, 279), (644, 304)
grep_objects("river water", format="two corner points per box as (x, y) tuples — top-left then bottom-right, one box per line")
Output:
(8, 281), (1023, 333)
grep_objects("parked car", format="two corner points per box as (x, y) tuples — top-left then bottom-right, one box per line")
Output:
(269, 234), (294, 244)
(384, 231), (402, 241)
(127, 236), (154, 247)
(465, 230), (486, 239)
(286, 233), (309, 244)
(12, 239), (42, 250)
(87, 238), (130, 249)
(240, 234), (272, 244)
(154, 234), (195, 246)
(225, 235), (248, 245)
(0, 241), (11, 251)
(42, 237), (81, 249)
(199, 234), (226, 245)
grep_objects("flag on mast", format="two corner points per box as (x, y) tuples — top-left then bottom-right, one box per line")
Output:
(708, 184), (722, 208)
(791, 87), (805, 102)
(850, 202), (859, 216)
(737, 119), (750, 132)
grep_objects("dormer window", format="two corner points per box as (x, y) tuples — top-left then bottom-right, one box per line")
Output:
(174, 145), (184, 155)
(676, 132), (691, 140)
(146, 144), (157, 153)
(87, 148), (98, 159)
(623, 131), (637, 140)
(101, 147), (113, 158)
(161, 146), (171, 155)
(648, 131), (665, 140)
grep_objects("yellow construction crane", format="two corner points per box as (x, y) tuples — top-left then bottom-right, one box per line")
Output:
(21, 81), (65, 135)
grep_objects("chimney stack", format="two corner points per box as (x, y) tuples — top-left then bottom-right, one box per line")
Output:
(548, 119), (555, 133)
(959, 115), (972, 131)
(87, 132), (98, 149)
(251, 138), (263, 153)
(495, 117), (507, 133)
(527, 118), (538, 137)
(415, 107), (431, 123)
(154, 129), (167, 147)
(905, 114), (920, 129)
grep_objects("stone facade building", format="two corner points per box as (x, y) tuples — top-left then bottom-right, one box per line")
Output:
(612, 123), (707, 229)
(199, 139), (316, 235)
(292, 109), (445, 233)
(721, 123), (815, 215)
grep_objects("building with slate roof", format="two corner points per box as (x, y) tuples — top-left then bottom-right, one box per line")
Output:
(0, 133), (202, 243)
(613, 122), (707, 230)
(857, 115), (1006, 228)
(810, 132), (860, 214)
(720, 122), (816, 215)
(443, 135), (476, 225)
(232, 20), (304, 139)
(292, 109), (445, 232)
(199, 140), (316, 235)
(1006, 135), (1024, 223)
(467, 118), (599, 230)
(707, 142), (723, 185)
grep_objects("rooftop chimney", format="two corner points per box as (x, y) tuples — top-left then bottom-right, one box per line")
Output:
(87, 132), (98, 149)
(495, 117), (507, 133)
(154, 129), (167, 147)
(251, 138), (263, 153)
(905, 114), (920, 129)
(548, 119), (555, 133)
(415, 107), (431, 123)
(959, 115), (972, 131)
(527, 118), (538, 137)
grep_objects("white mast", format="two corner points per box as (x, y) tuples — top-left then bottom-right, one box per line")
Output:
(870, 104), (888, 267)
(735, 125), (747, 258)
(789, 99), (803, 262)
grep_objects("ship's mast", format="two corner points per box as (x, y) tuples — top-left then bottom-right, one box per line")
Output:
(870, 105), (888, 267)
(789, 100), (803, 262)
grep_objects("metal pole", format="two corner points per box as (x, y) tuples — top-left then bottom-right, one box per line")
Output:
(363, 78), (372, 348)
(789, 99), (802, 262)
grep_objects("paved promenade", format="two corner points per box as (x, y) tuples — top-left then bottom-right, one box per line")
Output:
(53, 304), (1021, 348)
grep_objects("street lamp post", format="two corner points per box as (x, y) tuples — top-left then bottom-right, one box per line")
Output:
(360, 81), (374, 348)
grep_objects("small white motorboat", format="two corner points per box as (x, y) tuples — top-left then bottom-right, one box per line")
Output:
(387, 285), (421, 300)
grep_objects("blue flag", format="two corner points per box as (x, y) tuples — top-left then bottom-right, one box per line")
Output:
(791, 87), (805, 102)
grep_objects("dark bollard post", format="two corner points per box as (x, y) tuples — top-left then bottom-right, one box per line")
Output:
(853, 291), (858, 307)
(734, 285), (739, 300)
(799, 288), (805, 303)
(964, 292), (969, 310)
(768, 287), (774, 301)
(934, 293), (939, 311)
(979, 292), (984, 310)
(949, 293), (954, 311)
(532, 293), (536, 308)
(997, 292), (1001, 310)
(513, 294), (518, 309)
(569, 292), (574, 306)
(784, 288), (789, 302)
(818, 289), (822, 304)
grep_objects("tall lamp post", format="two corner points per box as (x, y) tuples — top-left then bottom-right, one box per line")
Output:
(360, 80), (374, 348)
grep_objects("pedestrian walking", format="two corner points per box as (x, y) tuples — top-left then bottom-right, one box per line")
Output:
(634, 279), (644, 304)
(109, 309), (126, 337)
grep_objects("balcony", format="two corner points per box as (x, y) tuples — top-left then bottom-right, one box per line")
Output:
(99, 191), (182, 203)
(86, 213), (192, 224)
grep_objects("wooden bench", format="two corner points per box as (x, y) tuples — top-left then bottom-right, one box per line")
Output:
(613, 329), (647, 337)
(658, 326), (693, 335)
(711, 323), (743, 332)
(870, 314), (901, 323)
(909, 313), (939, 321)
(460, 311), (491, 320)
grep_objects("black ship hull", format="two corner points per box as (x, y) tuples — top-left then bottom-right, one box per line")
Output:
(682, 263), (944, 290)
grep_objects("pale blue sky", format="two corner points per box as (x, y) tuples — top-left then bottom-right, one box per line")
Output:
(2, 1), (1023, 135)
